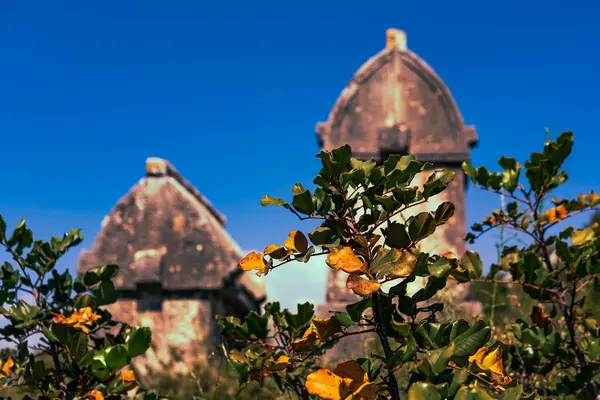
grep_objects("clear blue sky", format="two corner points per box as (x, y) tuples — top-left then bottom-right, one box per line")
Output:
(1, 1), (598, 309)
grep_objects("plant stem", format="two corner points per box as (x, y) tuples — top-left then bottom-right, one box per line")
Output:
(371, 292), (401, 400)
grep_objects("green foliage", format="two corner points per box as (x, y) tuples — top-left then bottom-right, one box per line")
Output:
(227, 131), (600, 399)
(0, 217), (161, 399)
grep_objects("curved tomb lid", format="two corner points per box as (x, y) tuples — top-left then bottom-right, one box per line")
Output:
(316, 29), (478, 163)
(77, 158), (266, 299)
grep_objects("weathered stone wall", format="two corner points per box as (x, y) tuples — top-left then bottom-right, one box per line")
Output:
(107, 299), (212, 376)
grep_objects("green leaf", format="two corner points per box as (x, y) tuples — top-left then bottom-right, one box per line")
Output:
(392, 186), (418, 205)
(451, 320), (491, 357)
(434, 202), (455, 225)
(245, 311), (269, 340)
(423, 170), (455, 199)
(99, 264), (120, 281)
(292, 190), (315, 214)
(333, 312), (356, 327)
(260, 195), (286, 207)
(91, 356), (110, 380)
(383, 222), (411, 249)
(462, 162), (477, 182)
(408, 212), (436, 242)
(460, 251), (483, 279)
(500, 385), (526, 400)
(75, 294), (96, 309)
(41, 325), (59, 343)
(346, 297), (372, 322)
(373, 194), (399, 212)
(455, 386), (494, 400)
(448, 368), (469, 396)
(106, 344), (130, 370)
(308, 227), (335, 246)
(408, 382), (443, 400)
(84, 269), (102, 286)
(429, 342), (456, 375)
(127, 327), (152, 357)
(291, 183), (306, 195)
(95, 280), (118, 306)
(68, 332), (89, 362)
(428, 257), (453, 278)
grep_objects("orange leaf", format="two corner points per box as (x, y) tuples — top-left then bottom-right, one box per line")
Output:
(264, 244), (292, 260)
(1, 356), (14, 376)
(89, 390), (104, 400)
(284, 230), (309, 253)
(556, 204), (568, 220)
(346, 273), (381, 297)
(326, 247), (365, 273)
(121, 370), (135, 382)
(239, 252), (267, 273)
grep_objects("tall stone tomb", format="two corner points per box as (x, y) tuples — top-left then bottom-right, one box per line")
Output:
(77, 158), (266, 375)
(316, 29), (481, 321)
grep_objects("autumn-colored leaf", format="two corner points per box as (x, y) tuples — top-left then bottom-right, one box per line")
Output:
(468, 346), (511, 385)
(121, 370), (135, 383)
(305, 368), (349, 400)
(529, 305), (552, 328)
(440, 252), (458, 260)
(1, 356), (14, 376)
(346, 273), (381, 297)
(326, 247), (365, 273)
(264, 244), (292, 260)
(51, 307), (101, 334)
(543, 207), (557, 223)
(89, 390), (104, 400)
(312, 317), (343, 341)
(572, 223), (598, 246)
(305, 361), (378, 400)
(556, 204), (568, 219)
(284, 230), (309, 253)
(239, 252), (267, 274)
(291, 325), (319, 351)
(270, 355), (291, 371)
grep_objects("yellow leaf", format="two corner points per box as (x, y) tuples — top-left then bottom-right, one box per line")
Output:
(284, 230), (309, 253)
(305, 368), (349, 400)
(121, 370), (135, 382)
(291, 325), (319, 351)
(392, 250), (417, 276)
(89, 390), (104, 400)
(312, 317), (343, 341)
(1, 356), (14, 375)
(270, 355), (291, 371)
(346, 273), (381, 297)
(468, 346), (511, 385)
(572, 224), (598, 246)
(264, 244), (292, 260)
(326, 247), (365, 273)
(239, 252), (267, 273)
(543, 207), (557, 223)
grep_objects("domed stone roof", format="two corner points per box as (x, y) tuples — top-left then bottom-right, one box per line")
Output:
(77, 158), (266, 301)
(316, 29), (478, 163)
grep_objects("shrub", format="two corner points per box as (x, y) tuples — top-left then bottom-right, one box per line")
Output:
(0, 219), (163, 399)
(219, 131), (600, 399)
